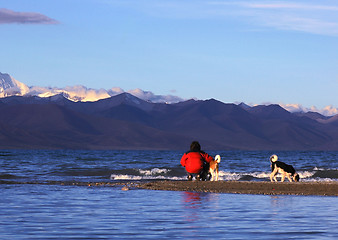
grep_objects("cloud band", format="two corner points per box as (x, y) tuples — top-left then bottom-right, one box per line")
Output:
(0, 8), (59, 24)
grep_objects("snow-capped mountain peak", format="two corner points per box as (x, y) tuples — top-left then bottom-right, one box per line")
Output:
(0, 72), (29, 97)
(1, 72), (337, 116)
(0, 72), (184, 104)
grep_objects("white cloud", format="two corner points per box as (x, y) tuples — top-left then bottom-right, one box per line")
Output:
(1, 72), (336, 115)
(209, 1), (338, 36)
(321, 105), (338, 116)
(247, 1), (338, 36)
(27, 85), (110, 102)
(241, 102), (338, 116)
(100, 1), (338, 36)
(280, 103), (338, 116)
(0, 8), (59, 24)
(64, 86), (111, 102)
(280, 103), (305, 112)
(127, 88), (184, 103)
(108, 87), (124, 96)
(26, 85), (183, 104)
(240, 2), (338, 11)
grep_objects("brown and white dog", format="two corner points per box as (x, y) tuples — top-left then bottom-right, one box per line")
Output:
(209, 155), (221, 181)
(270, 154), (299, 182)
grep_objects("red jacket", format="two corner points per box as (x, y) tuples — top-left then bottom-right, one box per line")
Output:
(180, 151), (213, 174)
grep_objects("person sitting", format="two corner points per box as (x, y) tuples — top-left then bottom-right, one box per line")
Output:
(180, 141), (213, 181)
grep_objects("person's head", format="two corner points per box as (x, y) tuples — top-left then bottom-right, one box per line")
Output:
(190, 141), (201, 151)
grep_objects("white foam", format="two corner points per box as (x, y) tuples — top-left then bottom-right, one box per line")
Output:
(218, 171), (241, 181)
(301, 178), (338, 182)
(110, 174), (143, 180)
(298, 171), (315, 179)
(110, 173), (184, 181)
(139, 168), (169, 176)
(251, 172), (271, 179)
(110, 168), (337, 182)
(217, 171), (271, 181)
(313, 167), (338, 171)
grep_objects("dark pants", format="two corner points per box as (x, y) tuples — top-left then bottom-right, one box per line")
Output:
(186, 162), (210, 181)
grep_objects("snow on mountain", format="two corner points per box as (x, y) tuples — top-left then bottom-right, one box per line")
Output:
(239, 102), (338, 117)
(0, 72), (337, 116)
(28, 85), (112, 102)
(280, 103), (338, 117)
(0, 72), (184, 104)
(0, 72), (29, 97)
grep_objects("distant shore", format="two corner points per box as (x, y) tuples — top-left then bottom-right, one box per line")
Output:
(137, 180), (338, 196)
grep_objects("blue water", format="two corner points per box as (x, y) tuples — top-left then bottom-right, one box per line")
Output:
(0, 150), (337, 239)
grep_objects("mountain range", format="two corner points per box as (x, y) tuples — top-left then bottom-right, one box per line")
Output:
(0, 93), (337, 150)
(0, 72), (183, 103)
(1, 72), (337, 116)
(1, 71), (338, 150)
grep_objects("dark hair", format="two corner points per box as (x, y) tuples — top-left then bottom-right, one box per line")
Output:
(190, 141), (201, 151)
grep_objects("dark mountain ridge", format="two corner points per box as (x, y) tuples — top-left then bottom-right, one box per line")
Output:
(0, 94), (337, 150)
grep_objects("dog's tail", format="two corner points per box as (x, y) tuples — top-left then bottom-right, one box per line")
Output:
(215, 155), (221, 163)
(270, 154), (278, 162)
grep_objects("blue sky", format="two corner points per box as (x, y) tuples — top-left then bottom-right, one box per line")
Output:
(1, 0), (337, 111)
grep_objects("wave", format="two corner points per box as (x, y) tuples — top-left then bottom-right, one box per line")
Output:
(109, 168), (338, 182)
(2, 167), (336, 183)
(110, 168), (184, 181)
(311, 170), (338, 179)
(0, 173), (23, 179)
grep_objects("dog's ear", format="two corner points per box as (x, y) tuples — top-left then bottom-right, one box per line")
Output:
(294, 174), (300, 182)
(215, 155), (221, 163)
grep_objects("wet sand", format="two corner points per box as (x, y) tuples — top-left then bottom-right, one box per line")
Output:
(2, 179), (337, 196)
(138, 180), (338, 196)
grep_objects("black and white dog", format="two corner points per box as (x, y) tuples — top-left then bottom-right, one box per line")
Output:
(270, 154), (300, 182)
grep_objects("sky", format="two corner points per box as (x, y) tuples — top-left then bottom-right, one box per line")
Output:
(1, 0), (337, 114)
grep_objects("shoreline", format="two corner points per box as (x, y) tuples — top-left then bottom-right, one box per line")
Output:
(137, 180), (338, 196)
(2, 180), (337, 196)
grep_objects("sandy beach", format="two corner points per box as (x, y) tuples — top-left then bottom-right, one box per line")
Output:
(138, 180), (338, 196)
(2, 179), (337, 196)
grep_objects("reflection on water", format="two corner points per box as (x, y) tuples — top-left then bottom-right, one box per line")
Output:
(182, 192), (202, 208)
(181, 192), (205, 224)
(1, 185), (337, 239)
(270, 195), (295, 208)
